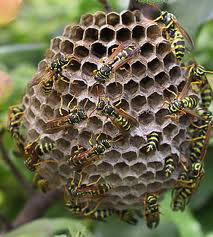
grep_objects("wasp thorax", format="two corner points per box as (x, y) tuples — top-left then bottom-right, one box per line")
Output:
(19, 9), (207, 226)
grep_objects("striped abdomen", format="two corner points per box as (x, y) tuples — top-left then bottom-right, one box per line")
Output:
(200, 83), (212, 109)
(41, 79), (54, 95)
(182, 95), (199, 109)
(145, 131), (160, 152)
(172, 30), (185, 61)
(116, 115), (131, 131)
(164, 156), (175, 177)
(35, 141), (55, 156)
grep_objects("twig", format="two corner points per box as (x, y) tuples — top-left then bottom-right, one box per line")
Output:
(0, 213), (13, 232)
(98, 0), (112, 12)
(0, 142), (34, 194)
(13, 190), (61, 228)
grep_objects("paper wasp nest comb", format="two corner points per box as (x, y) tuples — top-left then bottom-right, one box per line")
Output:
(22, 10), (193, 210)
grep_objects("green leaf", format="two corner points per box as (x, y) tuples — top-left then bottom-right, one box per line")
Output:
(4, 218), (95, 237)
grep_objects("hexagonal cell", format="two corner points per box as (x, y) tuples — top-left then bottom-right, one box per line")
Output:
(155, 72), (170, 86)
(124, 80), (139, 95)
(69, 25), (84, 41)
(56, 138), (70, 151)
(46, 91), (61, 108)
(79, 98), (95, 112)
(67, 58), (81, 72)
(70, 80), (87, 97)
(57, 80), (70, 94)
(45, 49), (55, 60)
(121, 11), (134, 25)
(28, 108), (35, 120)
(78, 130), (92, 147)
(132, 25), (145, 41)
(95, 12), (106, 27)
(156, 42), (171, 58)
(131, 95), (146, 112)
(67, 128), (79, 141)
(132, 162), (146, 176)
(80, 13), (94, 26)
(106, 82), (123, 98)
(177, 80), (186, 93)
(60, 94), (77, 111)
(122, 151), (137, 162)
(84, 27), (98, 42)
(87, 116), (103, 131)
(105, 150), (121, 164)
(147, 58), (163, 74)
(32, 96), (41, 110)
(134, 10), (143, 22)
(163, 52), (176, 69)
(113, 98), (129, 111)
(114, 162), (129, 177)
(155, 109), (168, 125)
(107, 12), (120, 26)
(140, 42), (154, 59)
(103, 121), (119, 137)
(100, 27), (115, 42)
(51, 37), (62, 51)
(159, 143), (171, 156)
(147, 182), (162, 192)
(91, 42), (107, 58)
(131, 61), (146, 78)
(140, 76), (154, 90)
(147, 92), (163, 108)
(63, 25), (72, 38)
(96, 161), (113, 174)
(139, 111), (154, 125)
(179, 114), (191, 127)
(74, 45), (89, 58)
(35, 118), (46, 131)
(116, 28), (131, 42)
(169, 66), (181, 81)
(58, 163), (72, 177)
(147, 161), (163, 170)
(60, 39), (74, 54)
(123, 176), (138, 186)
(82, 62), (96, 76)
(41, 104), (54, 120)
(116, 63), (130, 78)
(146, 24), (161, 41)
(173, 129), (186, 144)
(38, 60), (48, 71)
(28, 128), (39, 141)
(163, 123), (178, 139)
(130, 135), (145, 148)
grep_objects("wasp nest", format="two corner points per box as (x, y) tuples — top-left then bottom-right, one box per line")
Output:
(21, 10), (194, 212)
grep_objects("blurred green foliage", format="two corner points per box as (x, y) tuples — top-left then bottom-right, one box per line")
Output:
(0, 0), (213, 236)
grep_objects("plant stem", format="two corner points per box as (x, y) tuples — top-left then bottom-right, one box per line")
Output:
(0, 142), (34, 194)
(13, 190), (61, 228)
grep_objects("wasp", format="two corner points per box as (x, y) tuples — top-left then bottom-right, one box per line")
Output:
(144, 193), (160, 229)
(172, 161), (204, 211)
(65, 173), (112, 201)
(7, 104), (25, 153)
(154, 11), (193, 61)
(93, 42), (139, 84)
(29, 56), (71, 96)
(200, 83), (212, 109)
(67, 135), (111, 169)
(115, 209), (138, 225)
(189, 108), (212, 163)
(95, 97), (139, 133)
(66, 200), (111, 221)
(144, 131), (160, 153)
(24, 138), (55, 171)
(164, 156), (175, 177)
(33, 173), (49, 193)
(45, 107), (87, 133)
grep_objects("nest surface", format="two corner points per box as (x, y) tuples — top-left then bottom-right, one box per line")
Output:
(22, 10), (195, 210)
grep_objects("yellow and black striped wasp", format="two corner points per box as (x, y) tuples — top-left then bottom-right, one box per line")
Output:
(24, 137), (55, 171)
(28, 55), (72, 96)
(33, 173), (49, 193)
(7, 104), (25, 153)
(93, 41), (140, 84)
(95, 97), (139, 133)
(143, 193), (160, 229)
(164, 155), (175, 177)
(64, 172), (112, 201)
(67, 134), (111, 170)
(144, 131), (161, 153)
(153, 9), (194, 61)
